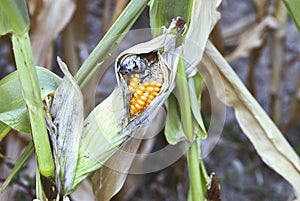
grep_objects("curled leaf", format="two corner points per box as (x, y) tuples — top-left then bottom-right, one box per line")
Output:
(201, 41), (300, 198)
(29, 0), (76, 67)
(183, 0), (221, 77)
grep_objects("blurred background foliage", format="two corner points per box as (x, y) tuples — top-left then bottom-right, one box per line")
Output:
(0, 0), (300, 200)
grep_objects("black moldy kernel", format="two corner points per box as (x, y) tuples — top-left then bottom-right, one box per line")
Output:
(175, 17), (186, 33)
(117, 51), (164, 117)
(117, 51), (159, 76)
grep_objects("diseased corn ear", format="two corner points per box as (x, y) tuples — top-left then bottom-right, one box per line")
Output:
(115, 17), (185, 127)
(72, 17), (186, 193)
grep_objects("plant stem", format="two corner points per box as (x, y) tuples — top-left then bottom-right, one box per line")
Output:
(12, 33), (55, 177)
(176, 58), (204, 201)
(1, 0), (54, 178)
(74, 0), (149, 88)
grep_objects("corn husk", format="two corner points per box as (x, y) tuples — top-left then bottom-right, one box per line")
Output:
(45, 58), (84, 196)
(74, 18), (184, 197)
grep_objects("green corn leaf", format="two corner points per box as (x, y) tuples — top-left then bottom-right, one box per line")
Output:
(150, 0), (208, 145)
(164, 76), (207, 144)
(188, 74), (207, 139)
(283, 0), (300, 32)
(0, 121), (11, 142)
(0, 141), (34, 193)
(149, 0), (193, 37)
(0, 0), (29, 35)
(0, 67), (61, 134)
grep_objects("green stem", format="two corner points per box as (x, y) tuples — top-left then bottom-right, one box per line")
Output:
(12, 33), (54, 177)
(176, 58), (203, 200)
(74, 0), (149, 88)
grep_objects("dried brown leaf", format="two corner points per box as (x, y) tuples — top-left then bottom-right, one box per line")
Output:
(201, 41), (300, 198)
(222, 14), (257, 47)
(29, 0), (76, 68)
(226, 16), (278, 62)
(253, 0), (271, 20)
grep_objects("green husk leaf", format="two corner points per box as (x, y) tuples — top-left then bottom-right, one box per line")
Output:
(188, 74), (206, 139)
(0, 67), (61, 134)
(0, 0), (29, 35)
(73, 88), (128, 190)
(164, 93), (186, 144)
(0, 141), (34, 193)
(282, 0), (300, 32)
(48, 58), (84, 195)
(0, 121), (11, 142)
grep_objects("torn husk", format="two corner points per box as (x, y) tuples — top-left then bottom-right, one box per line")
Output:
(72, 17), (185, 191)
(115, 17), (185, 128)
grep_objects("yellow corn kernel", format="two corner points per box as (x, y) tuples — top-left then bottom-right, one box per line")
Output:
(147, 86), (155, 92)
(129, 80), (162, 116)
(140, 95), (147, 101)
(135, 103), (142, 110)
(154, 87), (160, 92)
(137, 99), (145, 106)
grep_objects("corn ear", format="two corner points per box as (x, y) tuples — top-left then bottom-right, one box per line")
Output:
(45, 58), (84, 196)
(72, 18), (185, 193)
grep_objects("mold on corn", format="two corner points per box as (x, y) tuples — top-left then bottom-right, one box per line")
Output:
(117, 51), (165, 117)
